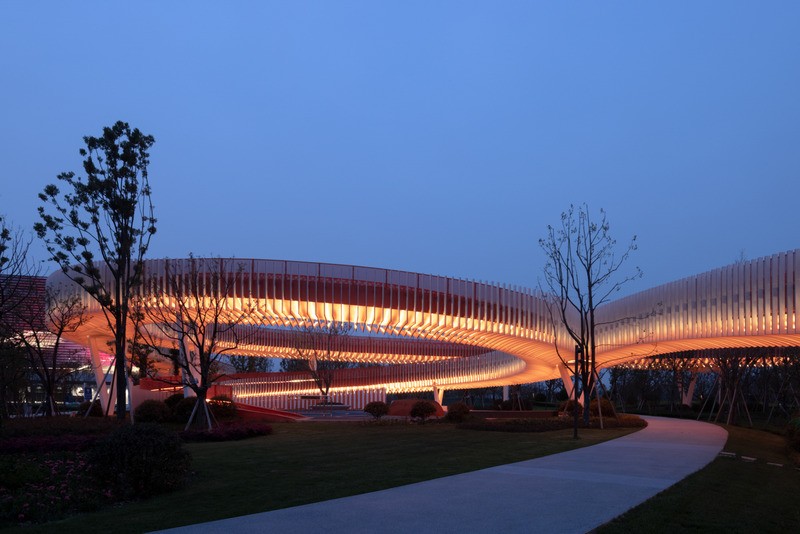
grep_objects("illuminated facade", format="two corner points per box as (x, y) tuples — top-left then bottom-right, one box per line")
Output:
(0, 276), (93, 410)
(49, 250), (800, 409)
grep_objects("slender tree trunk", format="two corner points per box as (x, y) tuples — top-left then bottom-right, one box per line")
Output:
(187, 387), (213, 431)
(44, 380), (56, 416)
(583, 388), (591, 425)
(573, 351), (580, 439)
(0, 385), (7, 425)
(115, 329), (127, 420)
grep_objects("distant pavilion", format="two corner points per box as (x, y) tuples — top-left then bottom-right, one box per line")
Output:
(50, 250), (800, 411)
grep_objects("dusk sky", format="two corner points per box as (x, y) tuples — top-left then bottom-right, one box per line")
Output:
(2, 2), (798, 296)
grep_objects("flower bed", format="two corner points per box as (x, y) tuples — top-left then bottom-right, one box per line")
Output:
(1, 418), (192, 526)
(0, 452), (115, 525)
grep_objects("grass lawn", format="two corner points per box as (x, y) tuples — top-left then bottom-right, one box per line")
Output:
(8, 421), (637, 533)
(598, 425), (800, 533)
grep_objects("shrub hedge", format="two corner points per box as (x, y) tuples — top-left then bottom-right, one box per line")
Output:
(589, 397), (616, 417)
(164, 393), (185, 411)
(0, 416), (117, 439)
(209, 395), (237, 420)
(363, 401), (390, 419)
(89, 423), (191, 498)
(77, 399), (104, 417)
(0, 434), (100, 454)
(134, 400), (172, 423)
(173, 397), (199, 423)
(558, 399), (583, 416)
(410, 400), (437, 422)
(445, 402), (471, 423)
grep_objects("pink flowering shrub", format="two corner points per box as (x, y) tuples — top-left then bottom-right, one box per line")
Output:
(1, 422), (192, 526)
(0, 452), (115, 525)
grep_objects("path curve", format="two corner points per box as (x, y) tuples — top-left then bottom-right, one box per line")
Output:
(157, 417), (727, 534)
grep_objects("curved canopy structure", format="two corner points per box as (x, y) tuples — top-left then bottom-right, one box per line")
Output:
(49, 250), (800, 395)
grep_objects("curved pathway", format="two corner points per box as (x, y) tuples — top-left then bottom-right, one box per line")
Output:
(158, 417), (727, 533)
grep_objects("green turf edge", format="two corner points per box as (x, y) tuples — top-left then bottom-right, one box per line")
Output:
(5, 422), (640, 533)
(596, 425), (800, 534)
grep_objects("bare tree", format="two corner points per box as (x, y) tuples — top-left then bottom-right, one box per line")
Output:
(290, 321), (352, 400)
(35, 121), (156, 420)
(540, 204), (641, 427)
(0, 216), (37, 423)
(137, 257), (252, 430)
(0, 334), (29, 420)
(0, 216), (37, 331)
(610, 357), (691, 414)
(706, 348), (763, 426)
(761, 348), (800, 423)
(12, 286), (89, 416)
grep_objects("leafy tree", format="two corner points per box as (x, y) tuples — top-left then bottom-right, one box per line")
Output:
(137, 257), (252, 430)
(229, 355), (272, 373)
(89, 423), (190, 498)
(540, 204), (641, 430)
(280, 357), (306, 372)
(35, 121), (156, 420)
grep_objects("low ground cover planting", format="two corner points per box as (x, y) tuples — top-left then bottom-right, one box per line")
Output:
(3, 420), (638, 533)
(179, 420), (272, 442)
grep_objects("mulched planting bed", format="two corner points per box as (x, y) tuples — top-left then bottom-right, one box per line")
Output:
(458, 414), (646, 432)
(471, 410), (557, 419)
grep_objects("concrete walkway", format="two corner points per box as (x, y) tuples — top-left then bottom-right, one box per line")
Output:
(158, 417), (727, 534)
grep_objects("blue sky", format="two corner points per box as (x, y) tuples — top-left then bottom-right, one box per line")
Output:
(1, 2), (798, 295)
